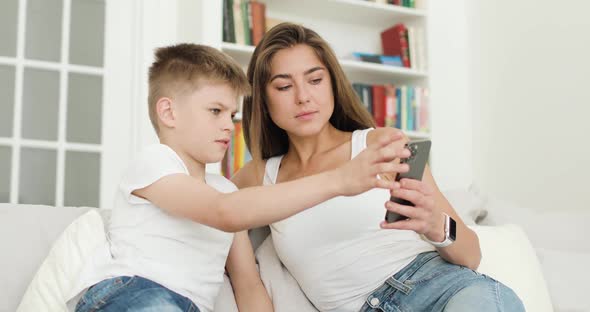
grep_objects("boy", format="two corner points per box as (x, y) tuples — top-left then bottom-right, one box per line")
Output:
(67, 44), (408, 312)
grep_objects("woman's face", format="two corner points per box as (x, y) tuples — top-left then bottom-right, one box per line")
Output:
(265, 44), (334, 137)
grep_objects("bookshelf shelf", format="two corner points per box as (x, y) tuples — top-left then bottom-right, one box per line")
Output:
(339, 59), (427, 83)
(221, 42), (255, 65)
(263, 0), (426, 27)
(222, 42), (428, 84)
(404, 130), (430, 139)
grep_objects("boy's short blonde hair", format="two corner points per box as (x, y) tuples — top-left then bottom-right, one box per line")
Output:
(148, 43), (250, 133)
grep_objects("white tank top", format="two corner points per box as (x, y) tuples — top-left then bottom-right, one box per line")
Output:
(264, 128), (434, 311)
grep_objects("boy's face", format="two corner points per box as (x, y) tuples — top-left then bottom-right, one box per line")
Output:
(174, 81), (238, 164)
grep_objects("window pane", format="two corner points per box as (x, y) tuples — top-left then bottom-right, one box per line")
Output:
(0, 146), (11, 202)
(67, 73), (102, 144)
(25, 0), (63, 61)
(19, 147), (56, 205)
(70, 0), (105, 67)
(0, 66), (15, 137)
(22, 68), (59, 140)
(64, 151), (100, 207)
(0, 0), (18, 57)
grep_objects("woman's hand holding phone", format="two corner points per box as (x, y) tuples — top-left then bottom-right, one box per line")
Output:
(380, 139), (445, 242)
(381, 178), (446, 242)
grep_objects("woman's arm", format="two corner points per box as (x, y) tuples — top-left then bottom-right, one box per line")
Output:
(225, 231), (273, 312)
(370, 127), (482, 269)
(387, 166), (482, 269)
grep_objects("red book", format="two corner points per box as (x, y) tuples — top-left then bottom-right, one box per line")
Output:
(381, 23), (411, 68)
(372, 85), (386, 127)
(250, 1), (266, 46)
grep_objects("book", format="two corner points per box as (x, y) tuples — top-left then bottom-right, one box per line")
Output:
(372, 85), (386, 127)
(222, 0), (235, 43)
(233, 0), (245, 45)
(384, 85), (396, 127)
(352, 52), (403, 67)
(250, 1), (266, 46)
(381, 24), (411, 68)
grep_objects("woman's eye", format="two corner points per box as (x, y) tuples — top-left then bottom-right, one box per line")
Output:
(277, 85), (292, 91)
(310, 78), (322, 85)
(210, 108), (221, 115)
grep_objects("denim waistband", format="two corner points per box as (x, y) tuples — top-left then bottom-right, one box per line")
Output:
(366, 251), (439, 305)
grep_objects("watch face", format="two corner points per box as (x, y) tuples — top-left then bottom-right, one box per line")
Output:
(448, 217), (457, 241)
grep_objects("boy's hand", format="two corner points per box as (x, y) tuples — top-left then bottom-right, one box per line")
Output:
(335, 131), (411, 196)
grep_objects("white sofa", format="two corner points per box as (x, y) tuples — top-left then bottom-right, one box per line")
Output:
(1, 188), (586, 312)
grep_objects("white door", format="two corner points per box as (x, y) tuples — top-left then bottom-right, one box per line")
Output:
(0, 0), (137, 208)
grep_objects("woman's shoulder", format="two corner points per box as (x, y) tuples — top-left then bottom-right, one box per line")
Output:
(231, 160), (267, 188)
(366, 127), (409, 147)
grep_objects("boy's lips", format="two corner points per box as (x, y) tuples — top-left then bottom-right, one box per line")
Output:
(215, 139), (230, 147)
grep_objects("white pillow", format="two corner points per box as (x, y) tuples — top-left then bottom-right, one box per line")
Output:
(471, 224), (553, 312)
(16, 210), (106, 312)
(442, 184), (487, 225)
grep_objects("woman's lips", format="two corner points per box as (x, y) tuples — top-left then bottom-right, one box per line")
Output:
(296, 111), (318, 120)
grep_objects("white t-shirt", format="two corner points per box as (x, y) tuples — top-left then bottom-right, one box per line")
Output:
(264, 129), (435, 311)
(67, 144), (235, 312)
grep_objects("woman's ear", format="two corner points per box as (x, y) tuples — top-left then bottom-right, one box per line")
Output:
(156, 97), (176, 129)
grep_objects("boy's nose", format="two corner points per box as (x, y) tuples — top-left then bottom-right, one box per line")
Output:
(223, 119), (235, 132)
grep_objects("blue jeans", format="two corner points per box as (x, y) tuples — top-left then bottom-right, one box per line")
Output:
(359, 252), (525, 312)
(75, 276), (200, 312)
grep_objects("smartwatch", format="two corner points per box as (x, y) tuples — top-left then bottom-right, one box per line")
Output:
(422, 213), (456, 248)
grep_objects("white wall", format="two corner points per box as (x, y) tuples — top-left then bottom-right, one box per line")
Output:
(466, 0), (590, 212)
(428, 0), (473, 190)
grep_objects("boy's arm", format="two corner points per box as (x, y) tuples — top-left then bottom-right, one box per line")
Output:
(133, 168), (342, 232)
(133, 132), (406, 232)
(225, 231), (273, 312)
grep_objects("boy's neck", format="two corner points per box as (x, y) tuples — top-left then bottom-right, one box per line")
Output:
(160, 141), (207, 180)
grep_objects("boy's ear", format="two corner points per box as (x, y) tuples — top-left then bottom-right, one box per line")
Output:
(156, 97), (176, 129)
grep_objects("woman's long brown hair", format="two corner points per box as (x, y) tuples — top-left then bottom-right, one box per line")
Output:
(243, 22), (376, 161)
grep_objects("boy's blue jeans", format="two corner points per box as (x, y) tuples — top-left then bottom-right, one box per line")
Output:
(359, 251), (525, 312)
(75, 276), (199, 312)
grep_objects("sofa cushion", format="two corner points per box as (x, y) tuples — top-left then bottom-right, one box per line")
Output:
(17, 209), (105, 312)
(473, 224), (553, 312)
(0, 204), (90, 312)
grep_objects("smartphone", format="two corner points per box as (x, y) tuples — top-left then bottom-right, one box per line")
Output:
(385, 139), (431, 223)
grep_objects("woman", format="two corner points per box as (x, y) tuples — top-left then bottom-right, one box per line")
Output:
(232, 23), (524, 312)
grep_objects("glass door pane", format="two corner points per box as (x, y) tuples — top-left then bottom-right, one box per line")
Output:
(19, 147), (57, 205)
(25, 0), (63, 61)
(0, 0), (19, 57)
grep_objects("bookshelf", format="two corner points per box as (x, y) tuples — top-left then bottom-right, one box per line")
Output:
(192, 0), (431, 174)
(219, 0), (429, 127)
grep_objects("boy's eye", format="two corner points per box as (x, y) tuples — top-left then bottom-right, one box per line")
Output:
(231, 112), (236, 119)
(310, 78), (322, 85)
(277, 85), (292, 91)
(210, 108), (221, 115)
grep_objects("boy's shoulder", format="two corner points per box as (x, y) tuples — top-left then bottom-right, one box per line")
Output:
(122, 144), (187, 183)
(132, 144), (185, 168)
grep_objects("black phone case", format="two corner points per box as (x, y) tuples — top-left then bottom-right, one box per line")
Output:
(385, 140), (431, 223)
